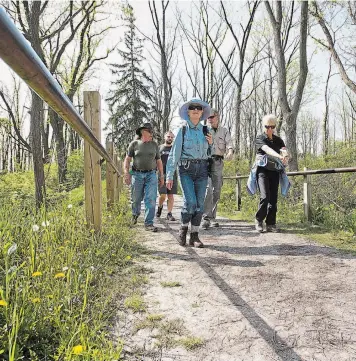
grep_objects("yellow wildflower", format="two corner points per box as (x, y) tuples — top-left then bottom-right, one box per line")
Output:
(47, 294), (54, 299)
(31, 298), (41, 303)
(72, 345), (85, 355)
(0, 300), (7, 307)
(54, 272), (65, 279)
(32, 271), (42, 277)
(125, 255), (132, 260)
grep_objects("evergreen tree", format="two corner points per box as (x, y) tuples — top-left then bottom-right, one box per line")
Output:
(106, 4), (153, 154)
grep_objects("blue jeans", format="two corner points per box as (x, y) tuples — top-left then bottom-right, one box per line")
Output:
(131, 171), (158, 225)
(179, 160), (209, 227)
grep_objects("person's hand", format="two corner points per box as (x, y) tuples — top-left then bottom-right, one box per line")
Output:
(280, 155), (288, 166)
(225, 150), (234, 161)
(124, 173), (131, 185)
(166, 180), (173, 190)
(206, 133), (213, 145)
(159, 176), (165, 187)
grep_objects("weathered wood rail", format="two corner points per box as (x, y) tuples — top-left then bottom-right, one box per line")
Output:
(224, 167), (356, 221)
(0, 9), (123, 231)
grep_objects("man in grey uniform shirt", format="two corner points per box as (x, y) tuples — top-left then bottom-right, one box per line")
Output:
(202, 108), (234, 229)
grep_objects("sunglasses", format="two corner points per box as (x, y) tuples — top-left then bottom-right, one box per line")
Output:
(188, 105), (203, 111)
(208, 115), (216, 119)
(265, 125), (276, 129)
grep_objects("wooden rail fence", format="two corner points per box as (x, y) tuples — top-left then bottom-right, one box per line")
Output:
(0, 9), (123, 231)
(224, 167), (356, 221)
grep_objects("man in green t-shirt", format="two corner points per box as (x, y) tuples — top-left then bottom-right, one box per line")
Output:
(123, 123), (164, 232)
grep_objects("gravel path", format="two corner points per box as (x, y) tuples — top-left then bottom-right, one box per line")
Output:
(114, 196), (356, 361)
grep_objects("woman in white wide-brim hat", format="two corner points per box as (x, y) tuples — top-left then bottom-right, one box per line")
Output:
(165, 98), (213, 248)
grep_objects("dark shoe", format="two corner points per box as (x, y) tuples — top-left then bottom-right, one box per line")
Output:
(145, 224), (158, 232)
(131, 215), (138, 225)
(189, 232), (204, 248)
(178, 226), (188, 246)
(166, 212), (176, 221)
(156, 206), (163, 218)
(255, 220), (263, 233)
(202, 220), (210, 230)
(211, 221), (219, 228)
(266, 224), (280, 233)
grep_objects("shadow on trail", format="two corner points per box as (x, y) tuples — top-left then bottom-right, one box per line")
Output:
(160, 220), (305, 361)
(206, 244), (356, 259)
(200, 226), (257, 238)
(152, 250), (264, 268)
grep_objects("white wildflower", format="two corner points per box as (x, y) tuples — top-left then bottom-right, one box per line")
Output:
(62, 266), (69, 272)
(7, 243), (17, 256)
(41, 221), (50, 227)
(32, 224), (40, 232)
(67, 204), (73, 209)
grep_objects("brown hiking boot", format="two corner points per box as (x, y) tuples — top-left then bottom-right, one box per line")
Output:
(266, 224), (280, 233)
(145, 224), (158, 232)
(189, 232), (204, 248)
(166, 212), (176, 221)
(156, 205), (163, 218)
(131, 215), (139, 225)
(178, 226), (188, 246)
(202, 220), (210, 229)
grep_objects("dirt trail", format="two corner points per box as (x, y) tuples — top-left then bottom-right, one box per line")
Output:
(114, 196), (356, 361)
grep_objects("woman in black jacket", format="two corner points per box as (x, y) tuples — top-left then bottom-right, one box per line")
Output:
(255, 114), (288, 233)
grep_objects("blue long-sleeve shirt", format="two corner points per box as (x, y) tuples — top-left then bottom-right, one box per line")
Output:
(166, 119), (211, 181)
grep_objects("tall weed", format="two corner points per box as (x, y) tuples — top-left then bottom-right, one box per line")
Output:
(0, 187), (139, 360)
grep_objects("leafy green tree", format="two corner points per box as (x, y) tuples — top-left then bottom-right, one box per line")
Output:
(106, 3), (153, 154)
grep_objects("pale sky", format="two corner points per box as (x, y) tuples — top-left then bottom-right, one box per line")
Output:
(0, 1), (352, 144)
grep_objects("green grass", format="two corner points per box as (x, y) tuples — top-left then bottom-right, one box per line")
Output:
(124, 293), (146, 313)
(135, 314), (164, 331)
(178, 336), (204, 350)
(147, 313), (164, 321)
(160, 281), (182, 288)
(0, 174), (146, 360)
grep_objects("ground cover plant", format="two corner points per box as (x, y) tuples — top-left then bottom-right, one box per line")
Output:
(0, 156), (145, 360)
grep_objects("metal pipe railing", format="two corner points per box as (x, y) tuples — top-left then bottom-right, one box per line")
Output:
(0, 8), (121, 176)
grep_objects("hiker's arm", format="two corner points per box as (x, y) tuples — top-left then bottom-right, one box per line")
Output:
(166, 128), (183, 181)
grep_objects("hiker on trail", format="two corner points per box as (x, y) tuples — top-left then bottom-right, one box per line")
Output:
(166, 98), (213, 248)
(202, 108), (234, 229)
(124, 123), (164, 232)
(156, 131), (177, 221)
(252, 114), (289, 233)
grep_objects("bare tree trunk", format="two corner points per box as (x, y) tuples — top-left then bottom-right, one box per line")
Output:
(30, 90), (45, 207)
(235, 86), (242, 157)
(323, 55), (332, 155)
(265, 1), (309, 171)
(50, 109), (67, 186)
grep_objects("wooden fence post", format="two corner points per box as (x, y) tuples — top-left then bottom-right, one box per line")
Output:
(114, 155), (120, 202)
(84, 91), (102, 231)
(106, 141), (115, 209)
(303, 167), (312, 222)
(236, 172), (242, 211)
(117, 157), (123, 194)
